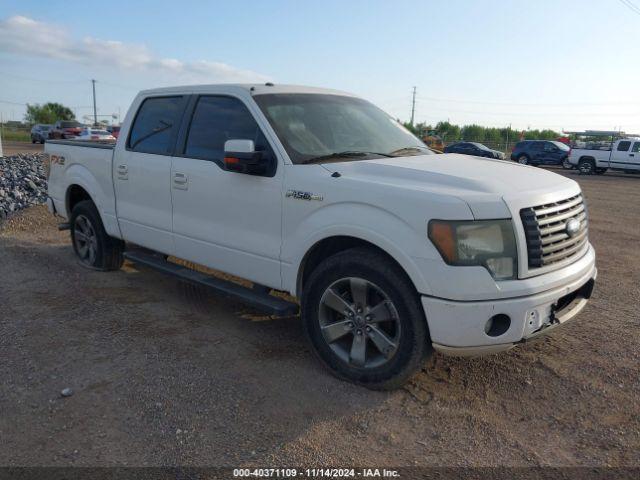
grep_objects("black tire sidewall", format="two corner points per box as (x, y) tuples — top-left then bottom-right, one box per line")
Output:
(302, 248), (429, 389)
(579, 160), (594, 175)
(70, 200), (109, 270)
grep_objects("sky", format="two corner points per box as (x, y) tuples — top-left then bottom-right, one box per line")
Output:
(1, 0), (639, 133)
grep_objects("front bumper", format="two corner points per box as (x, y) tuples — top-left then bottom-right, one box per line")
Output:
(422, 261), (597, 357)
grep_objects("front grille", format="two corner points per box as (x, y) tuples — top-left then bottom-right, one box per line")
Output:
(520, 194), (588, 269)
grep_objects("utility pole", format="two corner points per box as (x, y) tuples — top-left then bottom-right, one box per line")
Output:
(410, 86), (416, 127)
(506, 123), (511, 153)
(91, 79), (98, 126)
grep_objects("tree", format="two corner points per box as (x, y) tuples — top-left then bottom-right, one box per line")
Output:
(435, 121), (461, 141)
(25, 103), (75, 124)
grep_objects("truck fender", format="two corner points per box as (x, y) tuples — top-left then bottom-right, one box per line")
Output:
(64, 164), (121, 238)
(283, 202), (435, 297)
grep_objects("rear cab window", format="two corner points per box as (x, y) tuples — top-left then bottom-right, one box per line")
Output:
(128, 96), (187, 155)
(617, 141), (631, 152)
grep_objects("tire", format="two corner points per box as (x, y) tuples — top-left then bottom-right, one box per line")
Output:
(578, 159), (595, 175)
(562, 158), (573, 170)
(517, 155), (529, 165)
(301, 247), (431, 390)
(32, 138), (36, 144)
(70, 200), (124, 271)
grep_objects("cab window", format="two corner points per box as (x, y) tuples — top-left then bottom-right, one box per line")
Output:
(184, 96), (273, 165)
(128, 96), (186, 155)
(617, 141), (631, 152)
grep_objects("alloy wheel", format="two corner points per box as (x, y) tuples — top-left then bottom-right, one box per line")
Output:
(73, 214), (98, 266)
(318, 277), (401, 369)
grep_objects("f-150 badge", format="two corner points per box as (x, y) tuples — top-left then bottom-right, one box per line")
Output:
(286, 190), (324, 201)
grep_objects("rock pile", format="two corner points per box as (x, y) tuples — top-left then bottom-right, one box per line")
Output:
(0, 154), (48, 221)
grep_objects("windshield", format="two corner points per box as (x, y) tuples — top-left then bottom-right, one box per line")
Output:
(471, 142), (491, 151)
(551, 141), (570, 151)
(61, 121), (82, 128)
(253, 93), (431, 164)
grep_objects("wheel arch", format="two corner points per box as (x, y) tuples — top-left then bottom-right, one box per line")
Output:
(295, 235), (426, 299)
(65, 184), (96, 217)
(578, 155), (596, 164)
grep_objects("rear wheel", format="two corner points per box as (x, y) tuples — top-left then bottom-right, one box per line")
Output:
(70, 200), (124, 271)
(578, 159), (595, 175)
(517, 155), (529, 165)
(302, 247), (430, 390)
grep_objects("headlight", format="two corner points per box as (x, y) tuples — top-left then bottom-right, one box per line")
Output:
(428, 219), (517, 280)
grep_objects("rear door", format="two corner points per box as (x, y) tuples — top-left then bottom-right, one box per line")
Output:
(530, 142), (545, 163)
(170, 94), (283, 288)
(113, 95), (188, 254)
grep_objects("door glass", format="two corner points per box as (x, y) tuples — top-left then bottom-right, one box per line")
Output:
(631, 142), (640, 153)
(185, 96), (271, 163)
(617, 141), (631, 152)
(128, 96), (185, 155)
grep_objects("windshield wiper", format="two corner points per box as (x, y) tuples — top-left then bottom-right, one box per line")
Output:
(301, 151), (394, 164)
(388, 146), (430, 156)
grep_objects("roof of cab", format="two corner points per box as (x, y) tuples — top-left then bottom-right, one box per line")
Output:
(138, 83), (356, 98)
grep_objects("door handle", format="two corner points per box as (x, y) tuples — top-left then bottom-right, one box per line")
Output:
(173, 172), (188, 190)
(117, 164), (128, 180)
(630, 153), (635, 157)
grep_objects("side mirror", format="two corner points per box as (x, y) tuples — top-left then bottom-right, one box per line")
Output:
(223, 139), (267, 175)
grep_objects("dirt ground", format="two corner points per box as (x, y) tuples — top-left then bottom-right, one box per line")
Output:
(0, 169), (638, 468)
(1, 141), (44, 156)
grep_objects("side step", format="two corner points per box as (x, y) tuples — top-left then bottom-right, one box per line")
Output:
(123, 250), (299, 317)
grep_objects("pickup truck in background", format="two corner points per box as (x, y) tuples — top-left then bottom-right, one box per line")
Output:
(45, 84), (597, 389)
(568, 138), (640, 174)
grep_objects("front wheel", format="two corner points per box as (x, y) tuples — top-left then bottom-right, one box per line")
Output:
(302, 247), (431, 390)
(70, 200), (124, 271)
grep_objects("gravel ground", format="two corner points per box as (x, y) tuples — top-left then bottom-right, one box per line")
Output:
(0, 169), (638, 468)
(0, 153), (47, 220)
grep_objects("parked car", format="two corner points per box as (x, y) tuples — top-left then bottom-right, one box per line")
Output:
(75, 128), (116, 142)
(510, 140), (571, 168)
(45, 84), (596, 389)
(49, 120), (84, 140)
(30, 124), (52, 144)
(106, 125), (121, 139)
(568, 138), (640, 175)
(444, 142), (505, 159)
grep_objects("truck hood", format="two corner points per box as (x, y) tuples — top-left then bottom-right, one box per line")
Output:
(323, 153), (578, 219)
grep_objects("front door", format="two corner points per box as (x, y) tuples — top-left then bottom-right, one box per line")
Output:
(170, 95), (283, 289)
(113, 95), (188, 254)
(610, 140), (640, 171)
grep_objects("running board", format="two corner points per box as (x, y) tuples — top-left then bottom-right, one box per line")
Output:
(123, 250), (299, 316)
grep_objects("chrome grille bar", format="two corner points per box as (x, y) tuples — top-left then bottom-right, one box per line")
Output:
(520, 194), (589, 270)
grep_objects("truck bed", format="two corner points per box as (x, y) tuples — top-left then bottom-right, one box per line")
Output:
(45, 139), (118, 235)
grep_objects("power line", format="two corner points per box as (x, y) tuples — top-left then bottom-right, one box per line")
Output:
(415, 94), (640, 107)
(618, 0), (640, 15)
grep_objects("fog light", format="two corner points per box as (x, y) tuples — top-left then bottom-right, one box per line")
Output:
(485, 314), (511, 337)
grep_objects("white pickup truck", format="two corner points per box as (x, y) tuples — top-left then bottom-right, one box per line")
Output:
(45, 84), (597, 389)
(568, 138), (640, 174)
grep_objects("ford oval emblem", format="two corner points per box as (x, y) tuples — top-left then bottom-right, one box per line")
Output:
(565, 218), (581, 237)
